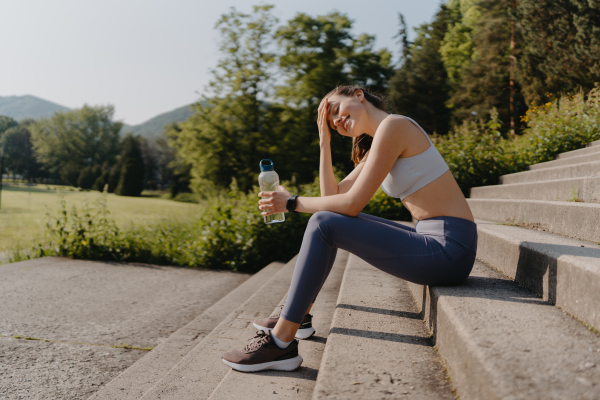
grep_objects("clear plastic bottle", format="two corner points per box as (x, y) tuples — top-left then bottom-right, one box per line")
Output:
(258, 159), (285, 224)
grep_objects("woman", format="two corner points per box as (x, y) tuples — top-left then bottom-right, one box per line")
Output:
(221, 86), (477, 372)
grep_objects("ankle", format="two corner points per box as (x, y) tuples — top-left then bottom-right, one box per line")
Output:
(270, 331), (292, 349)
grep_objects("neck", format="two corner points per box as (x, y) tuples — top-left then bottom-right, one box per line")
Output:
(362, 103), (390, 137)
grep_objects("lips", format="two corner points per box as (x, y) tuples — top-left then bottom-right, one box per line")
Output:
(343, 117), (349, 132)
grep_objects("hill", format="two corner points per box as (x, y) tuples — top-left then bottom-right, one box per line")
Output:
(0, 95), (70, 120)
(124, 104), (195, 138)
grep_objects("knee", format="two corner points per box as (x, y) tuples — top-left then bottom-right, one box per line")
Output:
(308, 211), (338, 228)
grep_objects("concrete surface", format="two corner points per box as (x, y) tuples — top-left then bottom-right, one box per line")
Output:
(0, 337), (141, 400)
(312, 253), (455, 400)
(470, 176), (600, 203)
(557, 143), (600, 159)
(140, 255), (300, 399)
(529, 152), (600, 170)
(467, 198), (600, 243)
(408, 261), (600, 400)
(475, 220), (600, 331)
(90, 261), (285, 400)
(500, 161), (600, 184)
(208, 251), (349, 400)
(0, 257), (250, 400)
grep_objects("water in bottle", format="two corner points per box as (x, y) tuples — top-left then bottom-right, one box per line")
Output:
(258, 159), (285, 224)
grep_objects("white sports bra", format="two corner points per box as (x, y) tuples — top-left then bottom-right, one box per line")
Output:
(379, 115), (449, 200)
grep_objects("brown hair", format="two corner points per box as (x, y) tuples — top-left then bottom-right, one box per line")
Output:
(325, 86), (390, 167)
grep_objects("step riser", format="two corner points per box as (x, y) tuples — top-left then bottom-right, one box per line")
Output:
(407, 262), (600, 400)
(500, 161), (600, 184)
(530, 152), (600, 170)
(470, 176), (600, 203)
(467, 199), (600, 243)
(139, 256), (300, 400)
(557, 143), (600, 159)
(477, 226), (600, 331)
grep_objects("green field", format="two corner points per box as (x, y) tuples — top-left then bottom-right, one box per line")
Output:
(0, 184), (203, 252)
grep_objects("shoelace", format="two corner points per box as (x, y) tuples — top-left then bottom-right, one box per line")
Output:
(243, 330), (272, 352)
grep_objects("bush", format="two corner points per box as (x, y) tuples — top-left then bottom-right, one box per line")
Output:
(434, 87), (600, 195)
(4, 173), (411, 272)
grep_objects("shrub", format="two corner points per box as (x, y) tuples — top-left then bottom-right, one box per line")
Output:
(434, 87), (600, 195)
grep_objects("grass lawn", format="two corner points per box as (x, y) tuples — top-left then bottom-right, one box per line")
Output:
(0, 184), (203, 252)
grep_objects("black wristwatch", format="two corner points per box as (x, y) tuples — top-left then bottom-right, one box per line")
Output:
(286, 195), (299, 213)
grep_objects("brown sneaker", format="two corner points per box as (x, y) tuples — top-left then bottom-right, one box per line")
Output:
(222, 330), (303, 372)
(252, 304), (315, 339)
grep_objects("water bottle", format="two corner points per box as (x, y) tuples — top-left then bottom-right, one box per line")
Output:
(258, 159), (285, 224)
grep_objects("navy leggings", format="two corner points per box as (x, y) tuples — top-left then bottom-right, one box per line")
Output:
(280, 211), (478, 324)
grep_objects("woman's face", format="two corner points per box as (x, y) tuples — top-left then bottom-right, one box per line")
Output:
(326, 91), (367, 138)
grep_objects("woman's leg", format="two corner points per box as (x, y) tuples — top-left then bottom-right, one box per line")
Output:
(276, 211), (465, 338)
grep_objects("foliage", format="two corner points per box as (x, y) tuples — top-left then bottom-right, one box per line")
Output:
(388, 7), (452, 136)
(446, 0), (526, 130)
(5, 172), (412, 271)
(77, 165), (101, 190)
(274, 11), (394, 181)
(115, 134), (145, 196)
(434, 88), (600, 195)
(30, 105), (122, 183)
(439, 0), (479, 86)
(516, 0), (600, 107)
(0, 115), (18, 135)
(0, 119), (42, 181)
(173, 5), (279, 197)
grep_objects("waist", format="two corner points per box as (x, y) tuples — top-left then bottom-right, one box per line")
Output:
(415, 216), (478, 253)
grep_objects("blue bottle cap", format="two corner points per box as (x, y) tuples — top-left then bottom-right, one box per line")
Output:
(259, 159), (274, 171)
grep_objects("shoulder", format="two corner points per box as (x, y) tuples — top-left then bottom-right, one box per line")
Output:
(373, 115), (417, 145)
(375, 115), (418, 139)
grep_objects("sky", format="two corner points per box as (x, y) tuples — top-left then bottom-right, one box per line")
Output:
(1, 0), (443, 125)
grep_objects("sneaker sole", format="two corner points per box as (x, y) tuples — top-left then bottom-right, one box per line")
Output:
(222, 355), (303, 372)
(252, 323), (316, 340)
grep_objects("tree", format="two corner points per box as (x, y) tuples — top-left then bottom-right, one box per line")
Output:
(115, 134), (145, 196)
(30, 105), (122, 184)
(446, 0), (526, 131)
(389, 7), (453, 135)
(516, 0), (600, 106)
(172, 5), (279, 196)
(0, 116), (18, 136)
(1, 119), (42, 181)
(77, 165), (101, 190)
(275, 12), (393, 180)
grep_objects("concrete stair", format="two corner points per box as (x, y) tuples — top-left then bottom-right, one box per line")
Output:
(89, 141), (600, 399)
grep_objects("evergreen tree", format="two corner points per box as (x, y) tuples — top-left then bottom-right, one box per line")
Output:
(447, 0), (526, 132)
(389, 7), (452, 135)
(516, 0), (600, 106)
(115, 134), (145, 196)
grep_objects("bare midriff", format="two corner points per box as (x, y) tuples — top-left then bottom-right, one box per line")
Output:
(402, 169), (475, 222)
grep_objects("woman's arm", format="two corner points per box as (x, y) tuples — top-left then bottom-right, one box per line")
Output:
(258, 117), (406, 218)
(319, 141), (338, 196)
(317, 98), (338, 196)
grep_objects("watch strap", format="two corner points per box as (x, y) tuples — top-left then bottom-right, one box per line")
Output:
(286, 195), (299, 213)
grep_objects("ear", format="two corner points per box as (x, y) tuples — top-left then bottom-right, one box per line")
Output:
(355, 89), (365, 102)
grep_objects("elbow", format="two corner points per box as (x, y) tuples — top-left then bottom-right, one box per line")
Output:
(347, 202), (364, 217)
